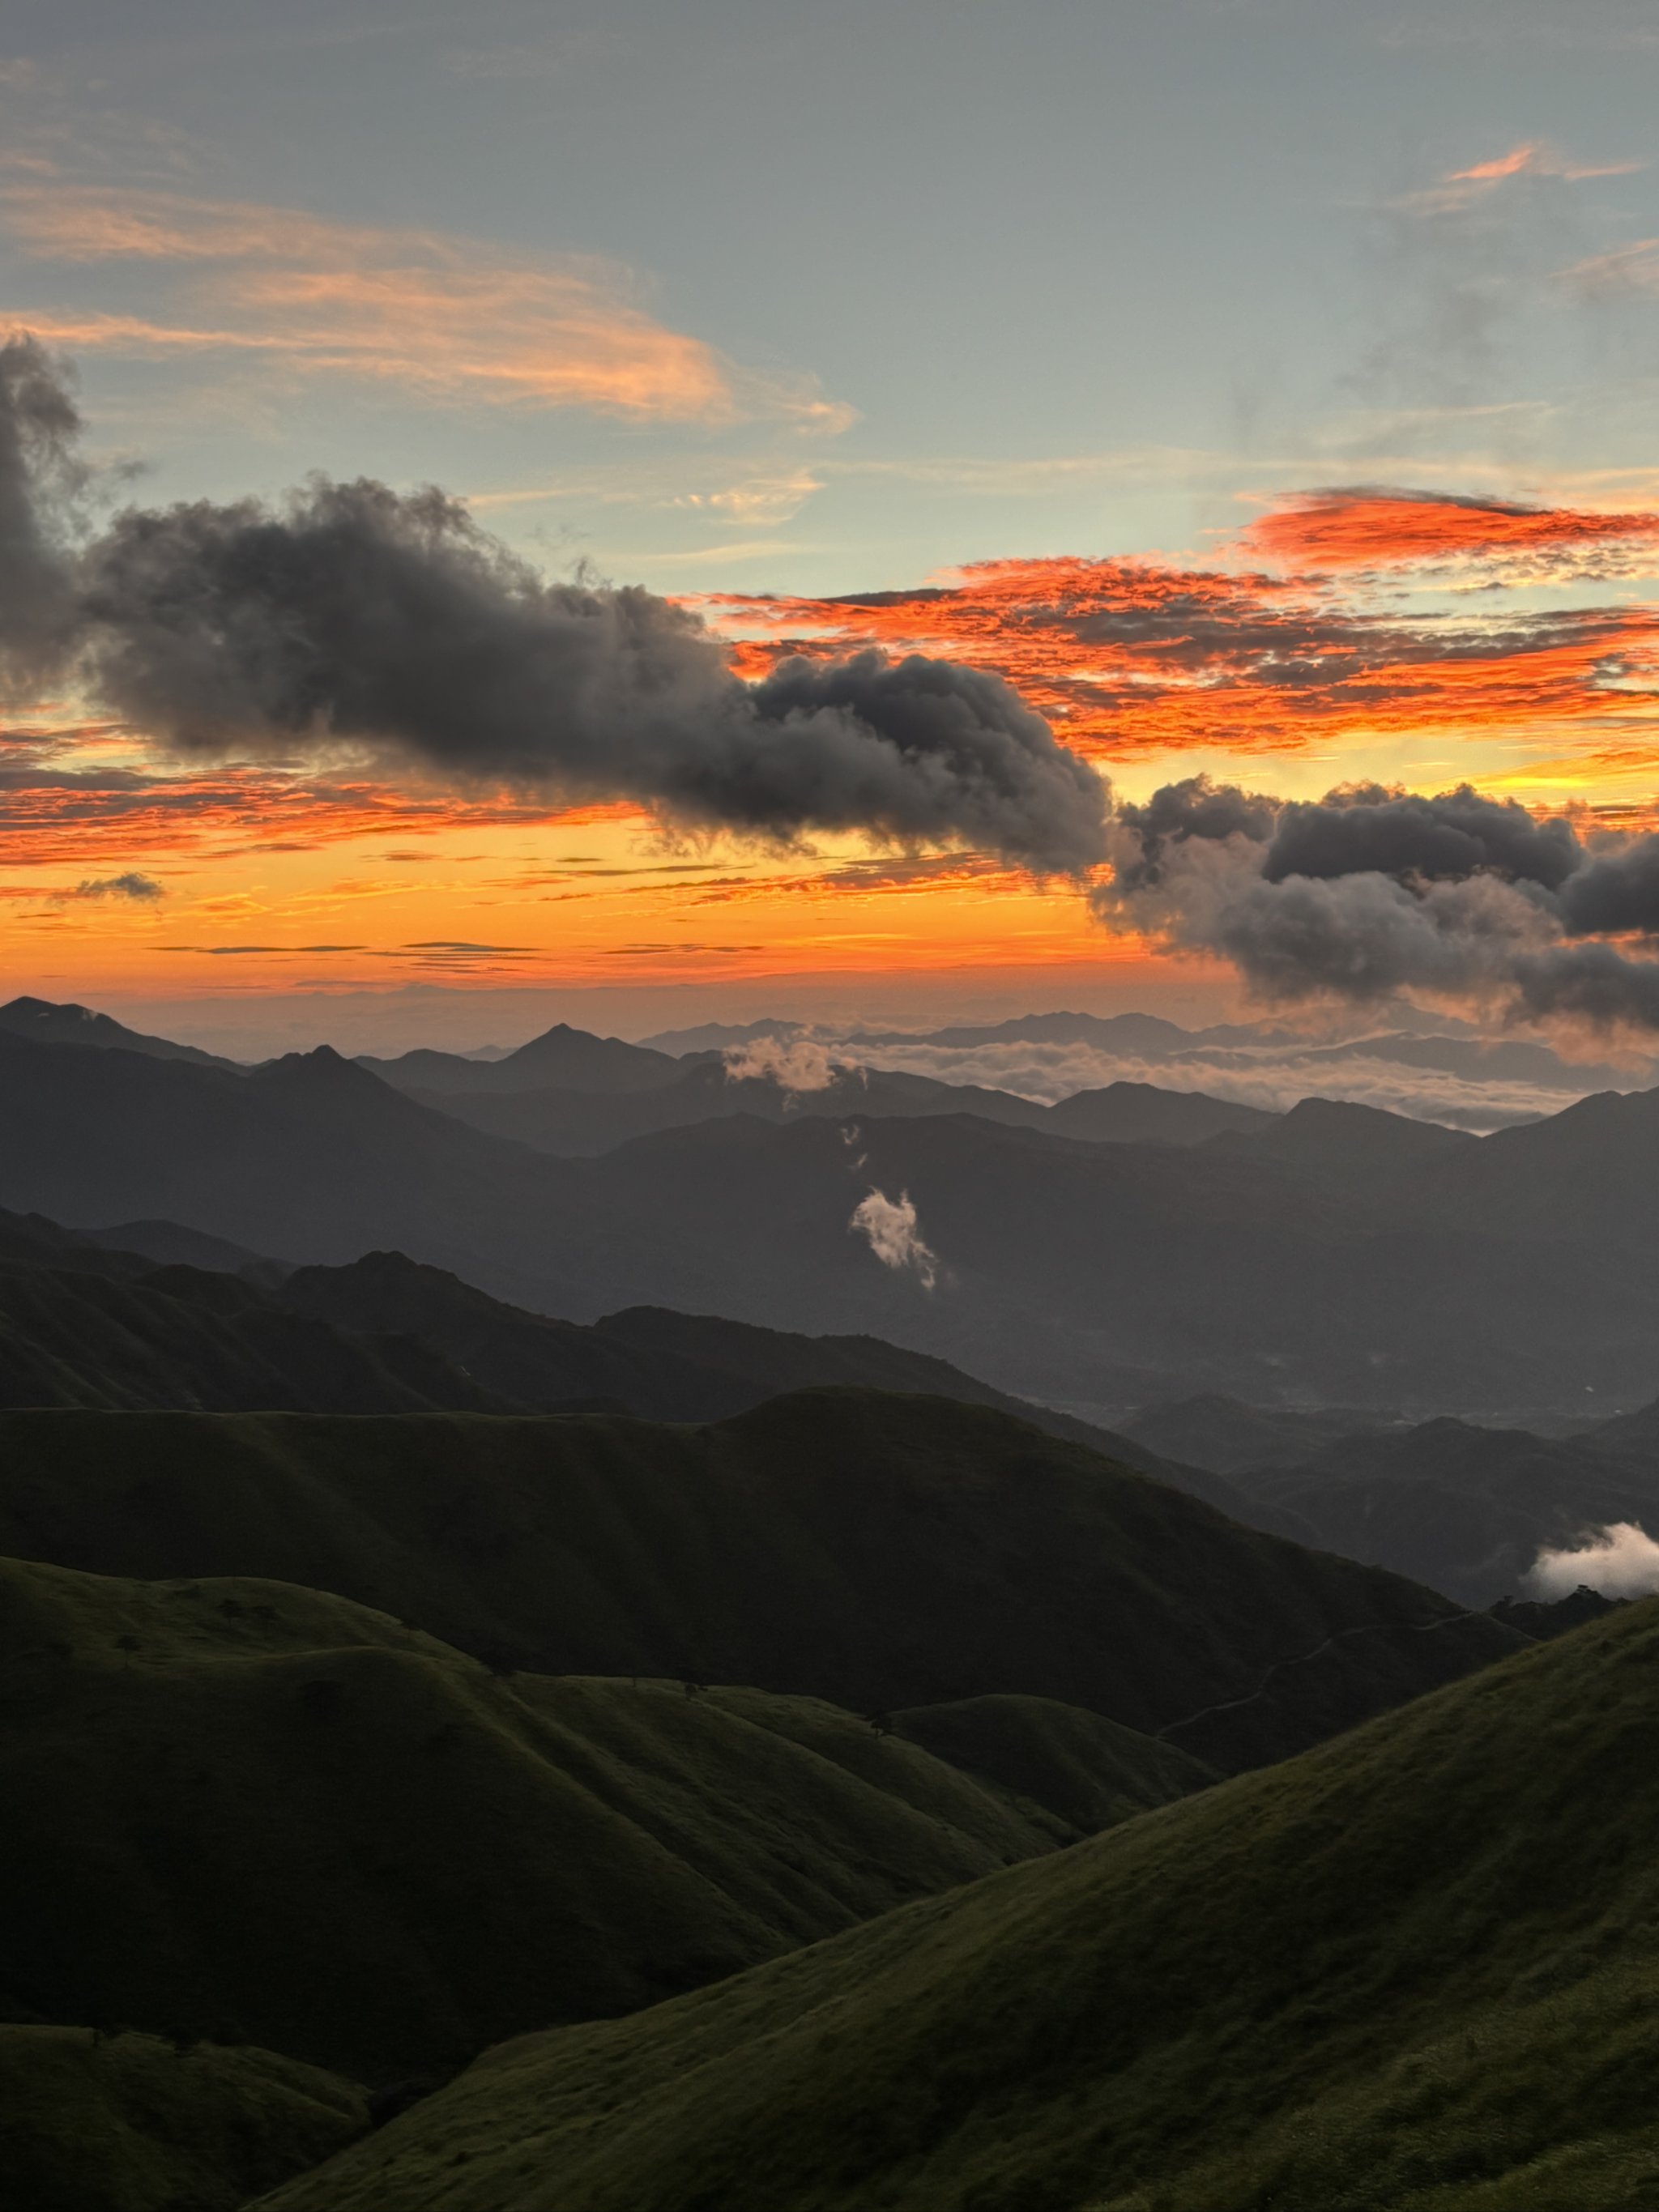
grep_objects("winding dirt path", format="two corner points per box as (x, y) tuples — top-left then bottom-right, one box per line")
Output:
(1153, 1608), (1493, 1743)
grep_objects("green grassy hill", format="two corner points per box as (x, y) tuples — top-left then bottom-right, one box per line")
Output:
(258, 1599), (1659, 2212)
(0, 1552), (1177, 2082)
(0, 1392), (1520, 1772)
(0, 2026), (363, 2212)
(892, 1694), (1215, 1839)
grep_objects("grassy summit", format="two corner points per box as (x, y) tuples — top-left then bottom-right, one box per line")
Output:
(0, 1552), (1207, 2082)
(0, 2027), (363, 2212)
(0, 1392), (1518, 1773)
(258, 1600), (1659, 2212)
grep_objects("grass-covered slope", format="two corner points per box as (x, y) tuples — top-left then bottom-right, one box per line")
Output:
(893, 1694), (1214, 1839)
(0, 1257), (493, 1413)
(0, 1392), (1519, 1772)
(0, 2026), (364, 2212)
(0, 1227), (1274, 1539)
(278, 1252), (1277, 1524)
(0, 1554), (1107, 2081)
(260, 1600), (1659, 2212)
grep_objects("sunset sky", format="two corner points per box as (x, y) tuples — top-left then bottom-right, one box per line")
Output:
(6, 0), (1659, 1053)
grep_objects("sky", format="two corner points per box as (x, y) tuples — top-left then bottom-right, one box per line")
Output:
(6, 0), (1659, 1051)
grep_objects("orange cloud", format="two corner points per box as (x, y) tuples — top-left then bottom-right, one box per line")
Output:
(1406, 142), (1644, 213)
(2, 186), (850, 428)
(1238, 488), (1659, 577)
(705, 521), (1659, 766)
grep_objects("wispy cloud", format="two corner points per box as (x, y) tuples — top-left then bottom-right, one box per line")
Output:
(70, 870), (164, 901)
(1403, 141), (1645, 216)
(1, 185), (851, 428)
(1555, 238), (1659, 297)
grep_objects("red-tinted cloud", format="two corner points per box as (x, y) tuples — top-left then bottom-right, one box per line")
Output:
(0, 745), (640, 871)
(706, 532), (1659, 765)
(1239, 488), (1659, 575)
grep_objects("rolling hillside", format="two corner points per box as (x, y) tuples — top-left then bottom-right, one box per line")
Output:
(0, 1554), (1157, 2082)
(0, 2026), (364, 2212)
(258, 1598), (1659, 2212)
(0, 1392), (1520, 1773)
(0, 1255), (492, 1414)
(0, 1224), (1277, 1532)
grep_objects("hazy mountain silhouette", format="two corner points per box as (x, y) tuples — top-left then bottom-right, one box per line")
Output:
(1222, 1415), (1659, 1604)
(356, 1021), (682, 1095)
(3, 1016), (1658, 1410)
(0, 996), (237, 1069)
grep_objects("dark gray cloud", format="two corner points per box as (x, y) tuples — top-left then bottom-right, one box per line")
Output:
(1100, 774), (1659, 1034)
(1509, 941), (1659, 1029)
(1263, 782), (1582, 890)
(1111, 775), (1275, 890)
(1, 344), (1108, 875)
(72, 872), (164, 901)
(1206, 870), (1546, 1005)
(1555, 833), (1659, 937)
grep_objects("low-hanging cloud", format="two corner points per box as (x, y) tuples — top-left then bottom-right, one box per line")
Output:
(0, 337), (1110, 876)
(1525, 1522), (1659, 1601)
(849, 1187), (938, 1289)
(816, 1030), (1598, 1131)
(722, 1034), (857, 1093)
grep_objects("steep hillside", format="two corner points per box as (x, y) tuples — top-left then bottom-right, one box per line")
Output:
(0, 1393), (1520, 1773)
(0, 1228), (1265, 1529)
(0, 1258), (492, 1413)
(1423, 1083), (1659, 1253)
(259, 1600), (1659, 2212)
(0, 1554), (1115, 2082)
(0, 2026), (364, 2212)
(892, 1694), (1213, 1838)
(276, 1252), (1275, 1520)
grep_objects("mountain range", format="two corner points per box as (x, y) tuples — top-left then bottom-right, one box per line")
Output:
(3, 1003), (1659, 1412)
(2, 993), (1655, 2210)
